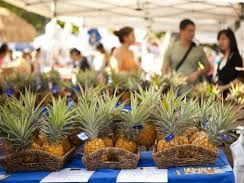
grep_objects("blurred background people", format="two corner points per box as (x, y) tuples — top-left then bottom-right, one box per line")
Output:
(216, 28), (243, 97)
(17, 50), (32, 75)
(162, 19), (210, 84)
(111, 26), (139, 73)
(69, 48), (90, 71)
(32, 48), (41, 76)
(92, 43), (109, 71)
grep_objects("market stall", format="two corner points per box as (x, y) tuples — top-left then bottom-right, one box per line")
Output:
(0, 70), (242, 182)
(0, 1), (244, 183)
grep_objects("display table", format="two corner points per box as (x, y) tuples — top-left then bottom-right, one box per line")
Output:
(0, 150), (234, 183)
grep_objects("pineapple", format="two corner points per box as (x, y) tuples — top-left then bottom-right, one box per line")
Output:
(134, 86), (162, 147)
(183, 127), (199, 140)
(115, 94), (154, 153)
(152, 89), (198, 152)
(109, 72), (130, 102)
(32, 133), (46, 150)
(226, 83), (244, 104)
(98, 91), (123, 147)
(76, 70), (99, 88)
(76, 90), (122, 155)
(0, 91), (43, 153)
(102, 137), (113, 147)
(194, 82), (220, 98)
(84, 138), (106, 155)
(169, 72), (187, 88)
(42, 97), (76, 157)
(191, 100), (242, 153)
(109, 71), (145, 102)
(77, 85), (104, 104)
(186, 96), (215, 142)
(77, 100), (106, 155)
(150, 74), (166, 91)
(69, 85), (104, 147)
(163, 72), (187, 91)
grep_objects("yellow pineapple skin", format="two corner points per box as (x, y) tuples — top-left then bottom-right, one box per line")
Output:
(157, 136), (188, 152)
(102, 137), (113, 147)
(32, 142), (42, 150)
(136, 124), (156, 147)
(43, 143), (64, 157)
(191, 132), (217, 152)
(33, 134), (46, 147)
(115, 137), (137, 154)
(84, 138), (106, 155)
(183, 127), (199, 139)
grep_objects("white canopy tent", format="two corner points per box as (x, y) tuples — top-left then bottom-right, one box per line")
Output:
(3, 0), (244, 33)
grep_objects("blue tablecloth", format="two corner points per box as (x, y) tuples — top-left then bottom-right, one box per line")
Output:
(0, 150), (234, 183)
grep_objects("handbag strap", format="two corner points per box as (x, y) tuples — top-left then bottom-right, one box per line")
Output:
(175, 42), (196, 71)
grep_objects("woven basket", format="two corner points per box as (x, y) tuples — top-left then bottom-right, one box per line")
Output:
(153, 145), (218, 168)
(3, 147), (76, 172)
(82, 147), (140, 170)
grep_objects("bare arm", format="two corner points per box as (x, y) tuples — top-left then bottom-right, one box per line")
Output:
(186, 47), (211, 84)
(218, 78), (240, 92)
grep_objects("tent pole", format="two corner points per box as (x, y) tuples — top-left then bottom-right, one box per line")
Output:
(51, 0), (57, 18)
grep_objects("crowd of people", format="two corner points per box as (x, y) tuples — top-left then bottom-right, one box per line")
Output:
(0, 18), (243, 96)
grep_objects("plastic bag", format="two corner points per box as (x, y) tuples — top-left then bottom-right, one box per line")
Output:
(230, 128), (244, 183)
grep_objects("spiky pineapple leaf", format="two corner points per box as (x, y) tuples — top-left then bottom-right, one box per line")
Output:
(0, 90), (43, 151)
(202, 99), (243, 143)
(153, 89), (198, 136)
(118, 93), (155, 140)
(43, 97), (76, 144)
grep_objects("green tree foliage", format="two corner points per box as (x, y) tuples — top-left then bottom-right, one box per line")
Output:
(0, 0), (49, 33)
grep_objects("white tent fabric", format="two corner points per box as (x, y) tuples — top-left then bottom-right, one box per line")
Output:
(3, 0), (244, 32)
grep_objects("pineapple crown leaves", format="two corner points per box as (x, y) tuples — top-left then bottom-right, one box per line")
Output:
(109, 72), (130, 89)
(43, 97), (77, 144)
(76, 70), (98, 87)
(197, 96), (216, 123)
(207, 85), (220, 97)
(135, 85), (162, 108)
(153, 89), (199, 136)
(227, 83), (244, 102)
(0, 112), (37, 151)
(0, 90), (43, 151)
(48, 70), (61, 85)
(76, 88), (124, 139)
(151, 74), (165, 87)
(99, 90), (124, 121)
(202, 100), (243, 143)
(76, 84), (104, 103)
(118, 94), (155, 140)
(76, 97), (108, 139)
(167, 71), (187, 87)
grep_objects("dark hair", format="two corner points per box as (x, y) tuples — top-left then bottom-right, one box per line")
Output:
(114, 26), (134, 43)
(36, 48), (41, 53)
(217, 28), (239, 53)
(96, 43), (105, 53)
(70, 48), (81, 56)
(0, 43), (8, 54)
(179, 19), (195, 30)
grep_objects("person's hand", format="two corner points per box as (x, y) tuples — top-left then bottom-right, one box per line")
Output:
(186, 72), (199, 84)
(218, 84), (229, 92)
